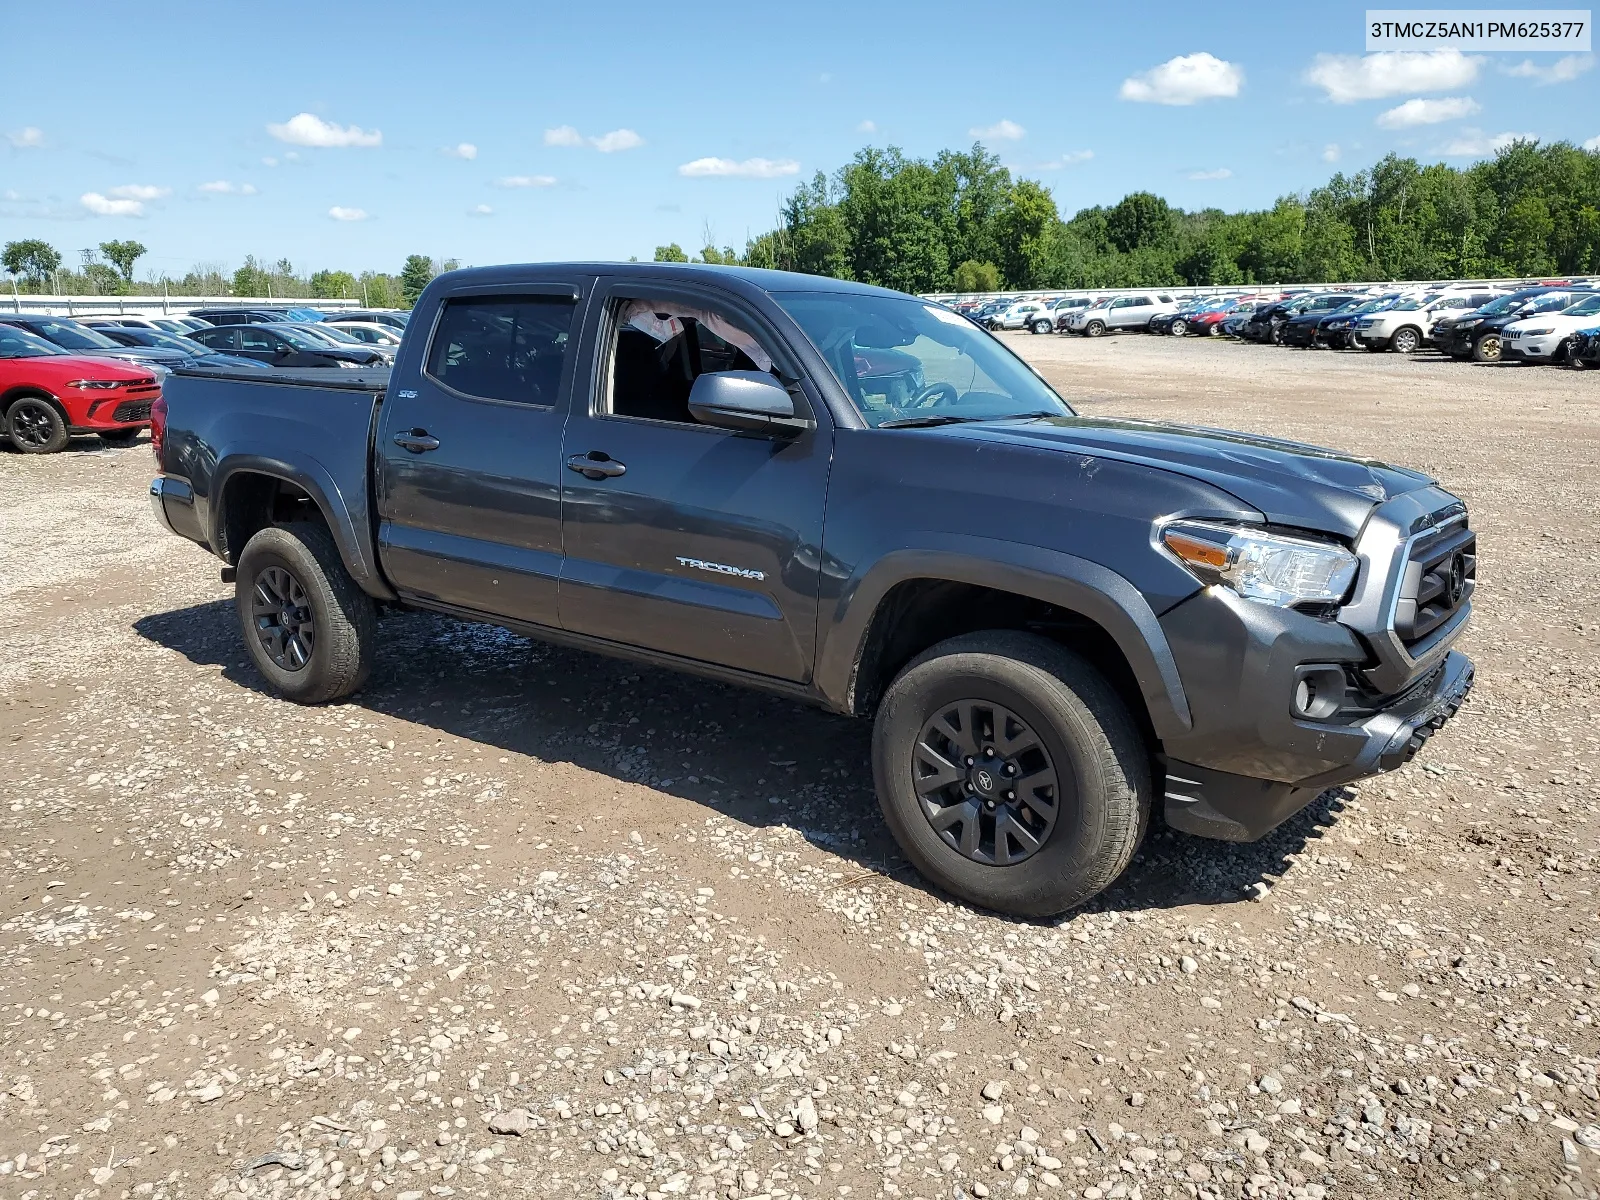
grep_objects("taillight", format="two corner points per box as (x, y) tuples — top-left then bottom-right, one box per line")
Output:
(150, 394), (167, 464)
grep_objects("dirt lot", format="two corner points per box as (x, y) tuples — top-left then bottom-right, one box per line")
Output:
(2, 334), (1597, 1200)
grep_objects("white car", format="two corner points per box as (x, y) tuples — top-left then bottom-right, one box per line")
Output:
(1064, 293), (1177, 337)
(1352, 288), (1505, 354)
(1502, 291), (1600, 364)
(326, 320), (405, 348)
(987, 301), (1055, 332)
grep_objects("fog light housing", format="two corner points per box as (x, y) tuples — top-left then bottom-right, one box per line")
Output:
(1292, 665), (1346, 720)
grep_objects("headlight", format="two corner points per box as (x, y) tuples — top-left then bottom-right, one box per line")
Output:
(67, 379), (124, 389)
(1456, 317), (1481, 329)
(1520, 327), (1554, 337)
(1161, 520), (1358, 608)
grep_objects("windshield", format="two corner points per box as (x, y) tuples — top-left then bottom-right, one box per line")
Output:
(0, 328), (68, 358)
(1526, 292), (1582, 314)
(1480, 291), (1546, 315)
(776, 292), (1074, 428)
(24, 319), (120, 350)
(1559, 294), (1600, 317)
(285, 307), (324, 322)
(274, 327), (329, 350)
(152, 333), (210, 354)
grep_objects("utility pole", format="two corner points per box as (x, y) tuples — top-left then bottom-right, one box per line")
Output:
(9, 272), (19, 313)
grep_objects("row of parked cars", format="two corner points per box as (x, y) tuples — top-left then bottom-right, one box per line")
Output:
(0, 304), (409, 454)
(953, 281), (1600, 366)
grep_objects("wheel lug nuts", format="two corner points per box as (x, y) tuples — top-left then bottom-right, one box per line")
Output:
(1005, 791), (1016, 801)
(964, 757), (975, 767)
(983, 747), (995, 757)
(985, 800), (996, 810)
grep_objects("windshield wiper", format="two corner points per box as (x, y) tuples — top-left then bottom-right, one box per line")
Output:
(879, 410), (1061, 429)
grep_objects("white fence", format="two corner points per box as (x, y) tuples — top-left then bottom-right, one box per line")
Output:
(3, 293), (365, 318)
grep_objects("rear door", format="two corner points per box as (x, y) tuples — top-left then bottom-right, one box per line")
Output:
(375, 280), (588, 627)
(555, 279), (832, 682)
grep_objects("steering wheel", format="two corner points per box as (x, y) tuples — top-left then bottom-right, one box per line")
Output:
(908, 381), (960, 408)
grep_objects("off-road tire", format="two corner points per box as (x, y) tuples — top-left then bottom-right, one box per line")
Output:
(235, 522), (377, 704)
(871, 631), (1151, 917)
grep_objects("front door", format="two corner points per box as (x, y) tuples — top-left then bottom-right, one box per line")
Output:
(557, 283), (832, 682)
(375, 284), (587, 627)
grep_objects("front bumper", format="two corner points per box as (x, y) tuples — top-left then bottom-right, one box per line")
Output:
(1502, 335), (1560, 361)
(1156, 519), (1474, 844)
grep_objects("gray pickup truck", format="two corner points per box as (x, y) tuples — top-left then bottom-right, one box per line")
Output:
(149, 263), (1475, 916)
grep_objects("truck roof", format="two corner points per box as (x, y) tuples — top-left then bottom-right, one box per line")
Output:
(431, 261), (909, 300)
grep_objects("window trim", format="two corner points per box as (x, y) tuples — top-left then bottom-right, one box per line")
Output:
(419, 291), (584, 410)
(589, 284), (812, 436)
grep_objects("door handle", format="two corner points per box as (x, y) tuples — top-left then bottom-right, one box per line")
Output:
(393, 429), (440, 453)
(566, 452), (626, 479)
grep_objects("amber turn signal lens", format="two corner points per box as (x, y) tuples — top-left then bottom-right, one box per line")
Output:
(1163, 530), (1229, 570)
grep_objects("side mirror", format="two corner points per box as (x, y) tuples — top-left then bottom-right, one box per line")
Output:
(274, 343), (293, 358)
(688, 370), (811, 437)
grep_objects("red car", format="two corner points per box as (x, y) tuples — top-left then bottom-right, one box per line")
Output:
(1, 326), (160, 453)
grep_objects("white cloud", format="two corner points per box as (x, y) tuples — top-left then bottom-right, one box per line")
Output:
(1376, 95), (1480, 128)
(1502, 53), (1593, 84)
(590, 128), (643, 153)
(1039, 149), (1094, 169)
(1322, 143), (1342, 162)
(1437, 128), (1539, 156)
(543, 125), (584, 147)
(495, 174), (558, 188)
(1306, 50), (1479, 103)
(2, 189), (21, 201)
(109, 184), (169, 201)
(969, 119), (1025, 141)
(198, 180), (258, 195)
(1586, 134), (1600, 151)
(6, 126), (43, 148)
(677, 156), (800, 179)
(1187, 167), (1232, 180)
(469, 203), (494, 216)
(442, 142), (478, 159)
(261, 156), (278, 167)
(1119, 53), (1243, 105)
(267, 112), (382, 148)
(857, 119), (877, 134)
(328, 206), (369, 221)
(81, 192), (143, 217)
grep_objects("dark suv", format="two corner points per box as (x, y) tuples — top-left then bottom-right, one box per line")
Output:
(1432, 288), (1594, 362)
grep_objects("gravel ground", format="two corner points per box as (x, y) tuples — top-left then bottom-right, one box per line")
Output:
(1, 334), (1597, 1200)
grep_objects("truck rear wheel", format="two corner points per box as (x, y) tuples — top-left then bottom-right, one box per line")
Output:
(871, 631), (1150, 917)
(235, 522), (377, 704)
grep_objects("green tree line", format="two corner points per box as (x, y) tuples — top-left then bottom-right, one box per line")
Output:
(1, 241), (458, 308)
(658, 139), (1600, 292)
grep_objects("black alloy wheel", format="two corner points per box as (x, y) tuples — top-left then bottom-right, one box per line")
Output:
(250, 565), (316, 671)
(8, 397), (68, 453)
(913, 699), (1062, 866)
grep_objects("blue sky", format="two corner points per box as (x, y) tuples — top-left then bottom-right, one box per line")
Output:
(3, 0), (1596, 279)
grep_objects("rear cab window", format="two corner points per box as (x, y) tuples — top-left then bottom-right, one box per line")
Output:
(424, 295), (579, 407)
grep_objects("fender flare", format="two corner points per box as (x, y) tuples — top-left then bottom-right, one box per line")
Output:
(209, 452), (394, 600)
(815, 537), (1193, 739)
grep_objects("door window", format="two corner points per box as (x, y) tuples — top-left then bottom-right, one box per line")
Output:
(425, 295), (578, 406)
(606, 298), (777, 426)
(240, 328), (276, 353)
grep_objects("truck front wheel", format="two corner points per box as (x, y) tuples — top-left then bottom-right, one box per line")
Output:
(871, 631), (1150, 917)
(235, 522), (377, 704)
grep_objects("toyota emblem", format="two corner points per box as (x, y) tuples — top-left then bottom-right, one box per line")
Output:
(975, 769), (994, 792)
(1447, 553), (1467, 606)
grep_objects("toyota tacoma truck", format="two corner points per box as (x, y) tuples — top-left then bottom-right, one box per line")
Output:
(148, 263), (1476, 917)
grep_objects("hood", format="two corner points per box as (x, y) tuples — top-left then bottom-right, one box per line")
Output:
(947, 416), (1434, 537)
(29, 353), (157, 379)
(96, 346), (187, 365)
